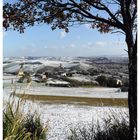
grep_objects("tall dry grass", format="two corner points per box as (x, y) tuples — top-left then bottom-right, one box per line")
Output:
(3, 95), (48, 140)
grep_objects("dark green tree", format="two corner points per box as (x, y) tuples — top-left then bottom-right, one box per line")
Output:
(96, 75), (107, 86)
(3, 0), (137, 139)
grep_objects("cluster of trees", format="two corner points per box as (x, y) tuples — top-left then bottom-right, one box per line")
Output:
(61, 77), (98, 87)
(3, 0), (137, 139)
(96, 75), (123, 87)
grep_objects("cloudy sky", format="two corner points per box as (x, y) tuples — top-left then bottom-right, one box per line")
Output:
(3, 23), (127, 57)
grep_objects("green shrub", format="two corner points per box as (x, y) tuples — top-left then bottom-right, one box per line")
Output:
(23, 113), (47, 140)
(121, 86), (128, 92)
(68, 115), (129, 140)
(107, 77), (118, 87)
(61, 77), (97, 87)
(95, 75), (107, 86)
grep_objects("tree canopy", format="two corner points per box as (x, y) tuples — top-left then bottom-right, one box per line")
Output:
(3, 0), (137, 36)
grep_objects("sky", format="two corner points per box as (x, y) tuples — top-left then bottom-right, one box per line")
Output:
(3, 23), (128, 57)
(3, 0), (128, 57)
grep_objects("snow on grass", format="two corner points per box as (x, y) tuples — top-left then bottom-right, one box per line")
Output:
(3, 77), (127, 99)
(16, 86), (127, 99)
(3, 59), (93, 74)
(68, 74), (92, 82)
(27, 102), (128, 140)
(3, 80), (128, 140)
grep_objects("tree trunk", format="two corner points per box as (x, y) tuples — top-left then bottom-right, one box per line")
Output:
(126, 33), (137, 140)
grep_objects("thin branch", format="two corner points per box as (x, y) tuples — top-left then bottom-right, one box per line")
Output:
(124, 49), (128, 53)
(132, 8), (137, 22)
(69, 0), (124, 30)
(83, 0), (123, 25)
(111, 30), (125, 35)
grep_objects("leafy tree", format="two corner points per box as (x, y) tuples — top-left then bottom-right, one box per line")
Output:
(3, 0), (137, 139)
(107, 77), (119, 87)
(96, 75), (107, 86)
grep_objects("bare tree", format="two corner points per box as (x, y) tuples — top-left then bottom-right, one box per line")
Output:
(3, 0), (137, 139)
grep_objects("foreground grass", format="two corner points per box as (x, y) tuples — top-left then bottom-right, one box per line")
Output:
(68, 113), (129, 140)
(3, 96), (48, 140)
(4, 79), (129, 139)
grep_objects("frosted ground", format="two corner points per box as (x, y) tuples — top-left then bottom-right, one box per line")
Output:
(35, 103), (128, 140)
(4, 88), (128, 140)
(3, 76), (127, 99)
(15, 87), (127, 99)
(3, 57), (128, 140)
(3, 78), (128, 140)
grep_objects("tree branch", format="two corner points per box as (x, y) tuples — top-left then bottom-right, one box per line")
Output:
(69, 0), (124, 30)
(83, 0), (124, 27)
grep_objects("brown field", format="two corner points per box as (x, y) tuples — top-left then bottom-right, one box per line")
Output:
(16, 94), (128, 107)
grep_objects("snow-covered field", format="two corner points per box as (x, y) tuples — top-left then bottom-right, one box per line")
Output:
(18, 100), (128, 140)
(3, 89), (128, 140)
(3, 75), (127, 99)
(3, 74), (128, 140)
(3, 59), (86, 73)
(4, 88), (128, 140)
(17, 87), (127, 99)
(4, 83), (127, 99)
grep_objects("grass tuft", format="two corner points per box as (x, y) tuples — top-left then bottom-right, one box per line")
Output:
(68, 113), (129, 140)
(3, 96), (48, 140)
